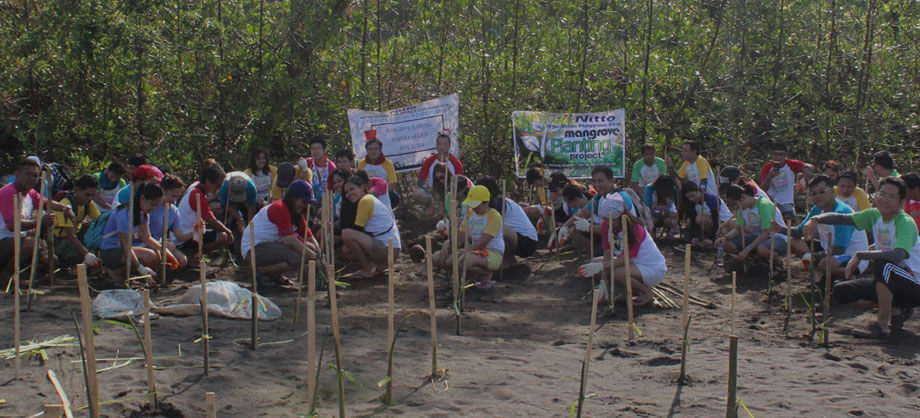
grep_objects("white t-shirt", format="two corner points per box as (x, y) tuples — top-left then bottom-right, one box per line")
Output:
(766, 164), (796, 206)
(502, 198), (538, 241)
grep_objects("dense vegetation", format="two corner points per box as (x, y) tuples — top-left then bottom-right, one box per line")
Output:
(2, 0), (918, 179)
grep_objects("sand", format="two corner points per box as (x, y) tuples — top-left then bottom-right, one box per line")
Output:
(3, 227), (920, 417)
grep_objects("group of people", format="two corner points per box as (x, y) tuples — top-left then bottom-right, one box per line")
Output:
(3, 134), (919, 339)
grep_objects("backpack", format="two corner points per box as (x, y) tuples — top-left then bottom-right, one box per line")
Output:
(83, 209), (117, 251)
(46, 162), (74, 195)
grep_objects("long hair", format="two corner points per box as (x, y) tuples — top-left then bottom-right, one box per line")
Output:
(249, 148), (270, 175)
(124, 182), (163, 225)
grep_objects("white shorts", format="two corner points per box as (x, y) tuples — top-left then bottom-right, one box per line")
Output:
(635, 263), (667, 286)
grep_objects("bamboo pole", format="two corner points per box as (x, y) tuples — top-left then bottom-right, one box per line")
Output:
(622, 216), (634, 341)
(142, 289), (157, 409)
(127, 184), (134, 285)
(295, 206), (311, 322)
(47, 171), (55, 287)
(306, 261), (317, 411)
(384, 238), (395, 405)
(206, 392), (217, 418)
(809, 237), (817, 336)
(195, 194), (210, 374)
(450, 176), (460, 336)
(738, 210), (747, 273)
(608, 213), (615, 312)
(575, 289), (599, 418)
(327, 264), (346, 417)
(727, 271), (738, 418)
(76, 264), (99, 418)
(785, 225), (792, 315)
(42, 404), (64, 417)
(498, 179), (506, 283)
(13, 194), (21, 378)
(824, 231), (832, 348)
(679, 243), (691, 382)
(46, 369), (74, 418)
(769, 231), (775, 302)
(249, 221), (258, 350)
(160, 199), (169, 286)
(731, 271), (737, 336)
(27, 172), (47, 310)
(425, 236), (438, 376)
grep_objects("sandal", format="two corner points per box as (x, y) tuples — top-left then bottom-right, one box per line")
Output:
(891, 307), (913, 331)
(852, 322), (890, 339)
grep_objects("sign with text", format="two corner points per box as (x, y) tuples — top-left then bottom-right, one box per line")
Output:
(512, 109), (626, 179)
(347, 94), (460, 172)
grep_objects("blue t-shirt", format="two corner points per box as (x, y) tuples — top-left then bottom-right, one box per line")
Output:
(148, 204), (180, 241)
(100, 207), (147, 250)
(218, 178), (258, 207)
(798, 200), (857, 249)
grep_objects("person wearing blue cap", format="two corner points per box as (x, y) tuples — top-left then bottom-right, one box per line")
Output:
(241, 180), (322, 286)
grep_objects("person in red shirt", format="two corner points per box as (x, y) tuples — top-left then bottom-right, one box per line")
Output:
(416, 130), (463, 204)
(177, 164), (234, 259)
(759, 141), (813, 222)
(903, 173), (920, 233)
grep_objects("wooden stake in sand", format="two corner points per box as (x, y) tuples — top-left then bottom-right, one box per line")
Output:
(249, 222), (258, 351)
(425, 236), (439, 376)
(42, 404), (64, 418)
(498, 179), (506, 283)
(76, 264), (100, 418)
(449, 176), (461, 336)
(808, 237), (817, 335)
(160, 199), (170, 286)
(575, 289), (599, 418)
(768, 231), (775, 302)
(622, 216), (634, 341)
(27, 172), (47, 310)
(295, 206), (312, 322)
(306, 261), (317, 412)
(679, 244), (691, 383)
(126, 184), (135, 285)
(383, 238), (395, 405)
(195, 194), (210, 374)
(731, 271), (737, 336)
(737, 210), (747, 274)
(785, 225), (793, 315)
(823, 231), (832, 348)
(327, 264), (347, 417)
(142, 289), (158, 409)
(205, 392), (217, 418)
(727, 273), (739, 418)
(607, 213), (615, 312)
(12, 194), (21, 378)
(46, 369), (73, 418)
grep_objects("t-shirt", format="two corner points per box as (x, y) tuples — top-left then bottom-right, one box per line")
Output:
(177, 183), (215, 239)
(760, 159), (807, 206)
(798, 200), (869, 270)
(53, 196), (101, 238)
(358, 158), (398, 184)
(835, 186), (871, 212)
(148, 204), (180, 241)
(738, 197), (786, 235)
(502, 198), (538, 241)
(418, 154), (463, 188)
(218, 171), (259, 207)
(677, 155), (717, 193)
(601, 222), (667, 271)
(851, 208), (920, 280)
(0, 183), (41, 240)
(303, 157), (337, 202)
(100, 207), (147, 250)
(354, 194), (401, 248)
(461, 207), (505, 253)
(904, 200), (920, 233)
(631, 158), (668, 190)
(92, 170), (127, 205)
(244, 165), (278, 201)
(241, 200), (313, 256)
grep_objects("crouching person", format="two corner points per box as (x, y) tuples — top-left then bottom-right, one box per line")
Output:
(340, 174), (401, 279)
(241, 180), (321, 286)
(53, 175), (102, 267)
(432, 185), (504, 289)
(98, 183), (166, 285)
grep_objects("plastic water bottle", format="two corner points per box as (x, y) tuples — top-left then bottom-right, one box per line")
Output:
(716, 242), (725, 267)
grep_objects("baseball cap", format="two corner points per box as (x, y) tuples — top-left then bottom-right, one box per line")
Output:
(462, 185), (491, 208)
(597, 192), (625, 220)
(277, 162), (296, 188)
(284, 180), (315, 204)
(132, 164), (164, 182)
(228, 176), (248, 203)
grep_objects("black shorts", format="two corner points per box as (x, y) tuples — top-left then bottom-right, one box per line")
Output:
(875, 261), (920, 309)
(179, 230), (220, 252)
(514, 233), (538, 257)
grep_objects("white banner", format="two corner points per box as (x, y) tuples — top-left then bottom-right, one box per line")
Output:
(347, 94), (460, 172)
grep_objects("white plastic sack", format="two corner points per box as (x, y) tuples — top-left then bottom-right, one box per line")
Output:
(92, 289), (146, 319)
(155, 280), (281, 321)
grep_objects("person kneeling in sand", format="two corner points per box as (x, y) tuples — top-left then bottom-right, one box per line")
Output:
(340, 174), (401, 279)
(578, 192), (667, 306)
(717, 184), (787, 267)
(98, 183), (169, 285)
(241, 180), (322, 286)
(432, 185), (504, 289)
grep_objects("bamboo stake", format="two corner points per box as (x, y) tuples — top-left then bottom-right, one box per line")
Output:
(327, 264), (346, 417)
(498, 179), (506, 283)
(13, 194), (21, 378)
(306, 261), (317, 411)
(195, 194), (210, 374)
(575, 289), (599, 418)
(206, 392), (217, 418)
(142, 289), (157, 409)
(622, 216), (634, 341)
(42, 404), (64, 417)
(738, 210), (747, 273)
(450, 176), (460, 336)
(249, 221), (258, 350)
(425, 236), (438, 376)
(127, 184), (134, 285)
(46, 369), (74, 418)
(76, 264), (99, 418)
(769, 231), (775, 302)
(27, 172), (47, 310)
(785, 225), (793, 315)
(731, 271), (737, 336)
(47, 171), (55, 287)
(295, 206), (311, 322)
(160, 200), (169, 286)
(679, 243), (691, 382)
(727, 335), (738, 418)
(608, 213), (615, 312)
(824, 231), (832, 348)
(327, 193), (335, 269)
(384, 238), (395, 405)
(808, 237), (817, 336)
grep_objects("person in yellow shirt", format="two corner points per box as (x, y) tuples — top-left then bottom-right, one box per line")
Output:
(243, 147), (277, 205)
(340, 172), (401, 279)
(54, 175), (102, 267)
(677, 140), (717, 194)
(835, 170), (871, 212)
(432, 185), (505, 289)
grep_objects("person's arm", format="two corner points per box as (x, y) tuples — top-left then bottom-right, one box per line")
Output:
(64, 226), (89, 256)
(449, 155), (464, 175)
(630, 160), (641, 187)
(384, 160), (398, 185)
(93, 193), (113, 210)
(418, 155), (435, 182)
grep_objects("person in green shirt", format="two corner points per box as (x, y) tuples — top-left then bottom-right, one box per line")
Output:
(92, 162), (127, 211)
(716, 183), (788, 264)
(804, 177), (920, 339)
(631, 143), (670, 195)
(863, 151), (899, 194)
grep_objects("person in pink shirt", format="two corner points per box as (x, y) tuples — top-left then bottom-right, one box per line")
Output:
(903, 173), (920, 233)
(1, 159), (74, 286)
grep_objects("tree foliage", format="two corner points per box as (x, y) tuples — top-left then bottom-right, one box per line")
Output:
(2, 0), (918, 178)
